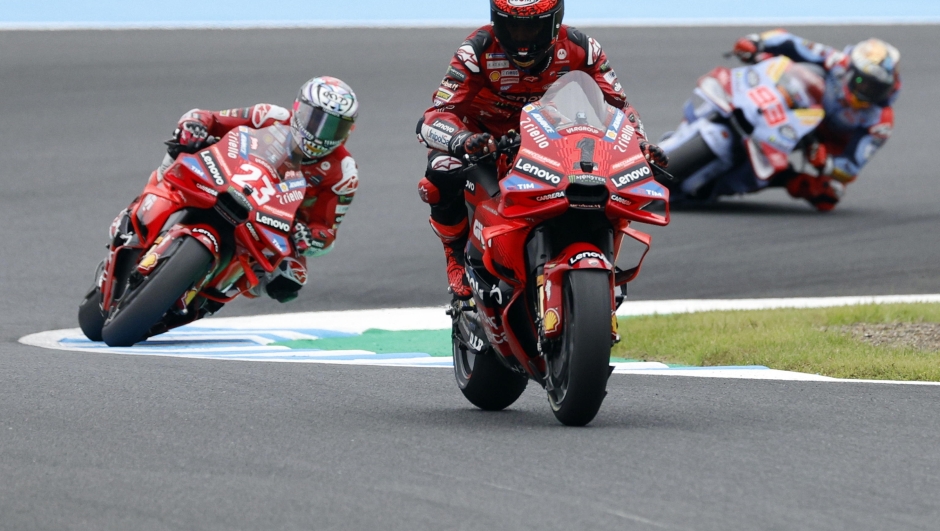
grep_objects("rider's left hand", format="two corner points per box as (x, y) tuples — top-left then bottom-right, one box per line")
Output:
(640, 141), (669, 167)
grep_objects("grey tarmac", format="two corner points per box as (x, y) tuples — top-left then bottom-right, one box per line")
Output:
(0, 26), (938, 530)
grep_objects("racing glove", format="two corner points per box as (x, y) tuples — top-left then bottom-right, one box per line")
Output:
(786, 173), (845, 212)
(806, 142), (835, 176)
(165, 120), (212, 158)
(640, 141), (669, 167)
(449, 132), (497, 162)
(291, 223), (333, 258)
(732, 34), (763, 64)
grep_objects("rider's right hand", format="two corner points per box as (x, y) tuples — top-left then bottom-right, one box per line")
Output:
(449, 132), (497, 162)
(732, 34), (763, 64)
(166, 120), (211, 158)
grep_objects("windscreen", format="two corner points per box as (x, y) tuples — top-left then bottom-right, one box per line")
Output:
(536, 71), (614, 132)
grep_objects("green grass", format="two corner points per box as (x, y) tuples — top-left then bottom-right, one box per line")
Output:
(613, 303), (940, 381)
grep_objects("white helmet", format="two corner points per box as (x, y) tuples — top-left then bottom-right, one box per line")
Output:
(292, 76), (358, 160)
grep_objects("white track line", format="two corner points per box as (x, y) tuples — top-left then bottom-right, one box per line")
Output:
(18, 295), (940, 385)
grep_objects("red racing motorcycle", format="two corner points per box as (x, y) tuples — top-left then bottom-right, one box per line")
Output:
(449, 71), (670, 426)
(78, 124), (308, 346)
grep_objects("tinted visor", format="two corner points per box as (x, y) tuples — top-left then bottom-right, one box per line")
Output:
(293, 102), (354, 147)
(848, 67), (894, 103)
(493, 13), (558, 64)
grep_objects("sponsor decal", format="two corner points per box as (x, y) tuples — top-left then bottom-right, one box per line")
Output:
(569, 174), (606, 185)
(335, 205), (350, 214)
(331, 157), (359, 195)
(568, 251), (608, 267)
(259, 227), (288, 253)
(195, 182), (218, 196)
(524, 76), (539, 82)
(588, 37), (602, 66)
(138, 252), (158, 273)
(251, 103), (290, 128)
(780, 125), (798, 141)
(473, 219), (483, 242)
(490, 71), (501, 82)
(501, 69), (519, 78)
(599, 61), (612, 73)
(502, 175), (545, 192)
(227, 187), (253, 210)
(456, 44), (480, 73)
(432, 156), (464, 172)
(612, 162), (652, 189)
(192, 228), (219, 253)
(530, 111), (558, 135)
(254, 211), (291, 232)
(487, 60), (510, 69)
(747, 69), (761, 88)
(226, 133), (240, 159)
(519, 147), (562, 168)
(180, 155), (209, 181)
(239, 132), (250, 160)
(557, 48), (568, 60)
(441, 79), (460, 91)
(612, 152), (644, 171)
(605, 110), (626, 142)
(520, 113), (557, 149)
(199, 150), (226, 186)
(610, 194), (630, 206)
(544, 309), (560, 333)
(628, 180), (666, 198)
(245, 222), (260, 241)
(435, 89), (455, 102)
(447, 66), (467, 82)
(535, 190), (565, 202)
(513, 157), (562, 186)
(508, 0), (540, 6)
(604, 71), (618, 85)
(431, 120), (457, 134)
(278, 189), (305, 205)
(465, 180), (475, 192)
(486, 52), (507, 59)
(613, 124), (637, 154)
(563, 125), (601, 135)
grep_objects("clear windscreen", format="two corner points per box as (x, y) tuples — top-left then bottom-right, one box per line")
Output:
(536, 70), (614, 131)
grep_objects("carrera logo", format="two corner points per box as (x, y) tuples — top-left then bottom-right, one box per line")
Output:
(199, 151), (225, 186)
(612, 162), (652, 189)
(535, 191), (565, 202)
(514, 158), (562, 185)
(568, 251), (607, 267)
(254, 211), (291, 232)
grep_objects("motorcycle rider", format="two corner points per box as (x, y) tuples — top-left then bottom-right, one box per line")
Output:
(732, 30), (900, 211)
(417, 0), (668, 298)
(126, 76), (359, 303)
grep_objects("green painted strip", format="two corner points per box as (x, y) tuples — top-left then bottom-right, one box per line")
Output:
(273, 328), (452, 357)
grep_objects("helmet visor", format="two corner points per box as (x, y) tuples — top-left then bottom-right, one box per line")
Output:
(293, 103), (354, 147)
(848, 70), (894, 103)
(493, 13), (557, 63)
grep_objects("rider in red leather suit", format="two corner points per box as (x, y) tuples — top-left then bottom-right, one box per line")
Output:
(134, 77), (359, 303)
(417, 0), (667, 298)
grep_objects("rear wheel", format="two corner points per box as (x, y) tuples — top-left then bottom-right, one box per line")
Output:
(547, 270), (612, 426)
(453, 322), (528, 411)
(101, 236), (212, 347)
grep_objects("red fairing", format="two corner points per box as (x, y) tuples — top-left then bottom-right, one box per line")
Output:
(176, 104), (357, 250)
(418, 25), (636, 152)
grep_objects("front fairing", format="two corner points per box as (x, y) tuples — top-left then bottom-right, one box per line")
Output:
(729, 57), (825, 179)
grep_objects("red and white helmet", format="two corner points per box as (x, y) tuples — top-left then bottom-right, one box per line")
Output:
(490, 0), (564, 70)
(292, 76), (358, 160)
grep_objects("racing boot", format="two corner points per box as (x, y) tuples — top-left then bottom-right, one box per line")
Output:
(430, 218), (472, 300)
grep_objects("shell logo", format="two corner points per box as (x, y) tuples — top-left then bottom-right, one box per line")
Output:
(490, 71), (502, 82)
(139, 253), (158, 272)
(544, 309), (560, 333)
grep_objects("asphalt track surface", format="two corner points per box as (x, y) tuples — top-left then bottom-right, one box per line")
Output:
(1, 26), (938, 530)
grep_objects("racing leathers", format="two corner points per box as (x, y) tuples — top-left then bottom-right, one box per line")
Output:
(417, 25), (649, 297)
(740, 30), (898, 211)
(158, 104), (358, 302)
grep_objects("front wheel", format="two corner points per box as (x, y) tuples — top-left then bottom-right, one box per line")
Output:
(453, 316), (527, 411)
(78, 288), (106, 342)
(101, 236), (212, 347)
(547, 269), (612, 426)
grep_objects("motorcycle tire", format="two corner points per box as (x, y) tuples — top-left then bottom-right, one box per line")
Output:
(101, 236), (212, 347)
(656, 132), (717, 191)
(78, 288), (106, 342)
(453, 336), (527, 411)
(548, 269), (612, 426)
